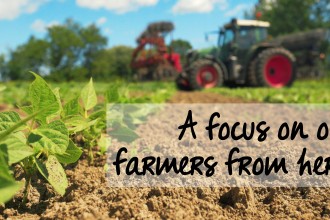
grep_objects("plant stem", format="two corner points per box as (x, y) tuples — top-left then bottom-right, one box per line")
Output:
(22, 175), (31, 205)
(88, 144), (94, 165)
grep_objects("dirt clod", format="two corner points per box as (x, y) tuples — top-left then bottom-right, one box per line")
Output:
(220, 187), (255, 210)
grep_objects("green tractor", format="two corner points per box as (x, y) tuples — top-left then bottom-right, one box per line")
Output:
(176, 19), (296, 90)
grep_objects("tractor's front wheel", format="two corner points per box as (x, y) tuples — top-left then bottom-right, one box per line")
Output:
(188, 60), (224, 90)
(255, 48), (296, 88)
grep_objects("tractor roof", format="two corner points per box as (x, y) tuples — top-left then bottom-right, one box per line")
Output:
(224, 19), (270, 29)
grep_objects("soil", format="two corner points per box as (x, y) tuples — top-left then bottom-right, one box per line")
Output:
(1, 91), (330, 220)
(0, 104), (8, 112)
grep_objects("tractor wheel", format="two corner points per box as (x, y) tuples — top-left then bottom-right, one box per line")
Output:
(188, 60), (224, 90)
(176, 73), (191, 91)
(153, 64), (177, 81)
(255, 48), (295, 88)
(247, 59), (258, 87)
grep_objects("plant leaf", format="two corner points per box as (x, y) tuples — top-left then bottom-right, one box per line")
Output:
(63, 97), (82, 117)
(0, 111), (40, 142)
(0, 112), (21, 134)
(80, 78), (97, 111)
(98, 134), (110, 155)
(0, 150), (10, 178)
(109, 126), (139, 143)
(0, 175), (22, 204)
(89, 110), (106, 121)
(36, 155), (68, 196)
(53, 87), (63, 115)
(28, 120), (69, 155)
(0, 132), (34, 165)
(64, 116), (98, 133)
(0, 153), (22, 204)
(19, 105), (33, 115)
(56, 140), (82, 164)
(29, 72), (60, 124)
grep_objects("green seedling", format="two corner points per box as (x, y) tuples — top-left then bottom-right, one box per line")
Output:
(0, 72), (144, 204)
(0, 112), (40, 204)
(0, 72), (82, 204)
(61, 78), (106, 165)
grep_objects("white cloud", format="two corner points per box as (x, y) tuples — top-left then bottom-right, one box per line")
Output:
(96, 17), (107, 25)
(76, 0), (158, 14)
(31, 19), (59, 33)
(224, 3), (253, 17)
(0, 0), (48, 20)
(172, 0), (228, 14)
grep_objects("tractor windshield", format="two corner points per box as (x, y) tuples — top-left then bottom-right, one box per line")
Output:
(218, 25), (269, 61)
(220, 29), (234, 46)
(236, 26), (268, 49)
(218, 28), (234, 60)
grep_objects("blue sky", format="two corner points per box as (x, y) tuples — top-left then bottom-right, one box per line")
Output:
(0, 0), (257, 55)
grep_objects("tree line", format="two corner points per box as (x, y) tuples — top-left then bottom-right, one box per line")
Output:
(0, 19), (137, 81)
(0, 18), (192, 82)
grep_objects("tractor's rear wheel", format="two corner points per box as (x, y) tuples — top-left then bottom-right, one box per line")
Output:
(255, 48), (295, 88)
(188, 60), (224, 90)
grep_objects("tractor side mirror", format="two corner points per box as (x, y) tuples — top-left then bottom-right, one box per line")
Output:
(220, 28), (225, 35)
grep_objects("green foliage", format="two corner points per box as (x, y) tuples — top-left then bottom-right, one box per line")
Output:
(36, 155), (68, 196)
(62, 77), (105, 164)
(255, 0), (330, 36)
(170, 39), (193, 64)
(0, 55), (6, 80)
(29, 120), (69, 155)
(47, 19), (108, 81)
(0, 168), (22, 204)
(29, 72), (61, 123)
(2, 19), (108, 81)
(0, 85), (6, 92)
(56, 140), (83, 164)
(109, 125), (139, 143)
(3, 37), (49, 80)
(0, 79), (172, 204)
(1, 133), (34, 165)
(92, 46), (134, 80)
(209, 79), (330, 103)
(81, 24), (108, 77)
(0, 112), (21, 134)
(0, 73), (83, 204)
(0, 112), (39, 204)
(80, 78), (97, 112)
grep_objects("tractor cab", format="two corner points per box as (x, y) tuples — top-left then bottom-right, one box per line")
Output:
(217, 19), (271, 82)
(220, 20), (269, 53)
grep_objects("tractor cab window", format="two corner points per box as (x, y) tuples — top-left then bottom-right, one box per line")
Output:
(223, 29), (234, 45)
(237, 26), (268, 49)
